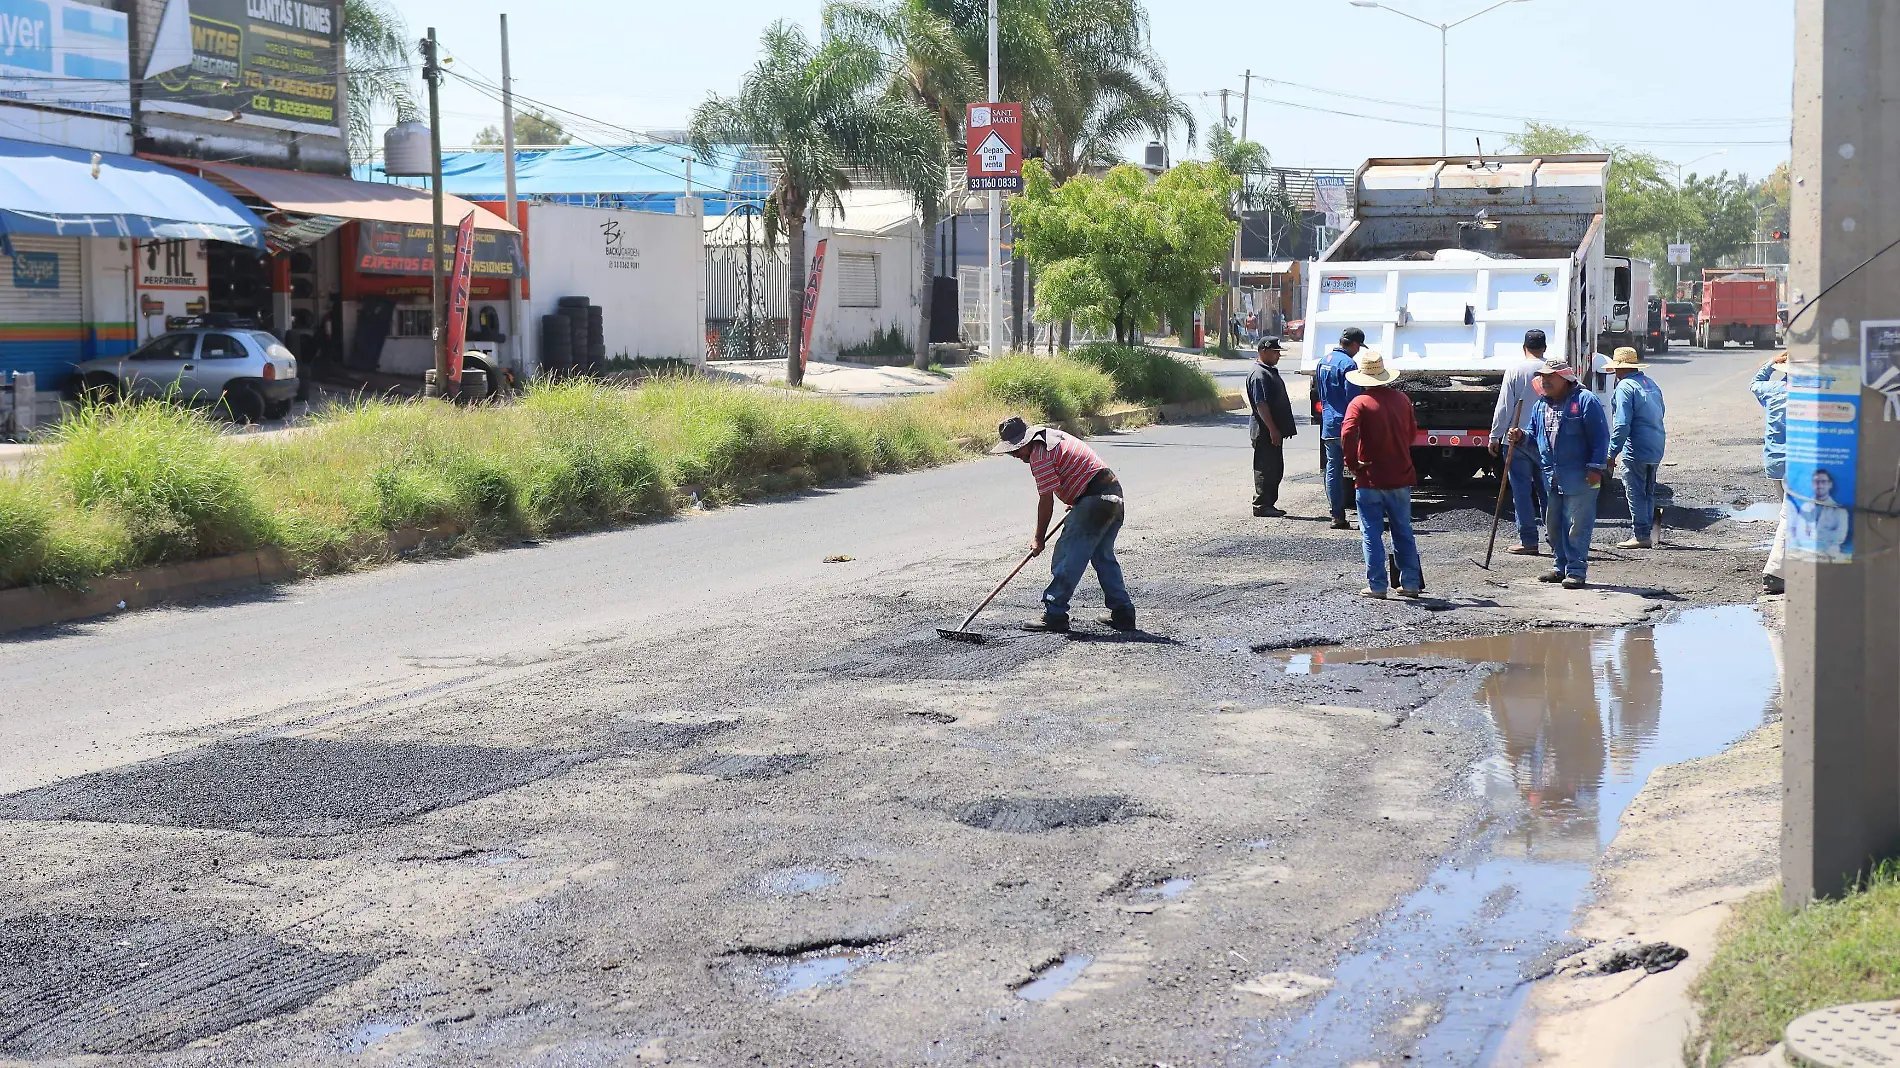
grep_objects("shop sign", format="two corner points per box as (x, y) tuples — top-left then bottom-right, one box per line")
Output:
(355, 221), (522, 278)
(133, 239), (211, 340)
(0, 0), (131, 118)
(11, 251), (59, 289)
(141, 0), (342, 137)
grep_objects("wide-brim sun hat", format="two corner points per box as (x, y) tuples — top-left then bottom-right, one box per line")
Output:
(1344, 349), (1398, 387)
(1609, 346), (1647, 371)
(989, 415), (1051, 454)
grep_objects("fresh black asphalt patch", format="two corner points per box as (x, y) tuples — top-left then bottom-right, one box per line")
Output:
(619, 718), (740, 752)
(0, 737), (593, 836)
(952, 795), (1147, 833)
(815, 631), (1067, 681)
(0, 914), (375, 1055)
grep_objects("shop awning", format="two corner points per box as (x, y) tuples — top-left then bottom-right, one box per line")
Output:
(187, 160), (519, 234)
(0, 138), (265, 247)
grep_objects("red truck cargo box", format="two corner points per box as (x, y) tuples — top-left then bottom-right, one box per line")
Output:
(1702, 278), (1778, 327)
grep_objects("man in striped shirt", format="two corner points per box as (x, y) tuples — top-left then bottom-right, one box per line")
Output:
(992, 416), (1135, 633)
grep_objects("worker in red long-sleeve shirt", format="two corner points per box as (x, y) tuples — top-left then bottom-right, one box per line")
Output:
(1339, 351), (1423, 599)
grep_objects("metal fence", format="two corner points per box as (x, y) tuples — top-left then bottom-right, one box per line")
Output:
(705, 208), (791, 362)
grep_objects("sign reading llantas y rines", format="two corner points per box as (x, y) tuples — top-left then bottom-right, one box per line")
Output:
(966, 103), (1023, 192)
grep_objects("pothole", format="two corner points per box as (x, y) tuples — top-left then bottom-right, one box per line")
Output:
(0, 737), (592, 836)
(952, 795), (1147, 833)
(685, 754), (814, 780)
(754, 868), (838, 896)
(618, 719), (740, 752)
(0, 915), (376, 1055)
(1014, 953), (1094, 1001)
(713, 937), (890, 999)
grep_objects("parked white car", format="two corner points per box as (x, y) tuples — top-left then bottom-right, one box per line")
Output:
(74, 326), (299, 422)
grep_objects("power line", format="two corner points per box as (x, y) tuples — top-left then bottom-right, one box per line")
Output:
(1230, 76), (1790, 131)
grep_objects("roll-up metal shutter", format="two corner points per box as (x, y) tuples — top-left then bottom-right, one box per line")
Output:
(836, 251), (880, 308)
(0, 236), (86, 381)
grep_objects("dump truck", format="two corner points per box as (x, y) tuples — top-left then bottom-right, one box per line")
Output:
(1596, 255), (1657, 357)
(1698, 267), (1779, 349)
(1301, 154), (1611, 485)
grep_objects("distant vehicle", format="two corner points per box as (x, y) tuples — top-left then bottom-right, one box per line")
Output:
(1698, 268), (1779, 349)
(1643, 295), (1668, 353)
(1666, 300), (1698, 343)
(73, 325), (298, 422)
(1284, 318), (1306, 342)
(1596, 256), (1656, 360)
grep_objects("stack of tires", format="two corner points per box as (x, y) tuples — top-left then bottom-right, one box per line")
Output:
(540, 314), (573, 373)
(586, 305), (606, 370)
(553, 297), (588, 374)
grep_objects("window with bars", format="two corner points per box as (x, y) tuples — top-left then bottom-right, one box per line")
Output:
(394, 308), (434, 338)
(836, 252), (880, 308)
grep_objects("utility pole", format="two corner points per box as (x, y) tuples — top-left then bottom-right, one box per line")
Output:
(1240, 70), (1251, 140)
(987, 0), (1001, 356)
(1217, 87), (1232, 352)
(1233, 70), (1252, 347)
(1782, 0), (1900, 907)
(499, 14), (525, 379)
(423, 27), (448, 396)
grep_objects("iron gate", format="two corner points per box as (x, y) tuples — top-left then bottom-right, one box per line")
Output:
(705, 204), (790, 362)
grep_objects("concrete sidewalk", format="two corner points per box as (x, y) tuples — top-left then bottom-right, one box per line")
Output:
(712, 357), (959, 398)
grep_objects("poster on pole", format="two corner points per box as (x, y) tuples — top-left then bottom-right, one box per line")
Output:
(798, 238), (828, 372)
(1314, 176), (1351, 230)
(1666, 243), (1692, 266)
(1784, 360), (1858, 563)
(444, 213), (476, 383)
(1861, 319), (1900, 422)
(966, 103), (1024, 192)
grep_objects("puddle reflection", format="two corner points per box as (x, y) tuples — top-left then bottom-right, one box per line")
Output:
(1260, 606), (1780, 1065)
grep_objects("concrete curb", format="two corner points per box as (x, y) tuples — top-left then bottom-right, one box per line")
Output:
(0, 524), (466, 639)
(1083, 390), (1245, 433)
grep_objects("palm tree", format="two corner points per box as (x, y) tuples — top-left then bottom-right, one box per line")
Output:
(342, 0), (417, 163)
(690, 21), (946, 386)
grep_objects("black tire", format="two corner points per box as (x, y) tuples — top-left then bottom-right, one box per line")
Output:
(263, 399), (293, 421)
(220, 385), (265, 425)
(1432, 452), (1482, 489)
(79, 372), (119, 404)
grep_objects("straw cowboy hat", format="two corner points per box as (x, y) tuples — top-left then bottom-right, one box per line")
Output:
(1345, 349), (1399, 387)
(1608, 346), (1647, 372)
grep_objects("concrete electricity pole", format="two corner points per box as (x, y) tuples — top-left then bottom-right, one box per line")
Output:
(499, 14), (526, 378)
(1782, 0), (1900, 907)
(987, 0), (1002, 356)
(422, 27), (448, 395)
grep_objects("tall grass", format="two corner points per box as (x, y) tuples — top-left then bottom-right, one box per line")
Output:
(2, 354), (1130, 590)
(1068, 343), (1220, 406)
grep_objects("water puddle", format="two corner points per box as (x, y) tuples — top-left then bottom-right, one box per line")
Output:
(767, 952), (870, 995)
(1135, 877), (1195, 901)
(1015, 953), (1095, 1002)
(716, 940), (887, 999)
(1727, 501), (1783, 522)
(755, 867), (838, 896)
(342, 1018), (408, 1053)
(1257, 605), (1780, 1065)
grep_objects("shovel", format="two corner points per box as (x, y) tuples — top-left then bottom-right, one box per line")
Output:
(938, 513), (1070, 643)
(1479, 399), (1527, 571)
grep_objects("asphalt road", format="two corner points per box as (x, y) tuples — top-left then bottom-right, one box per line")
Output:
(0, 344), (1783, 1066)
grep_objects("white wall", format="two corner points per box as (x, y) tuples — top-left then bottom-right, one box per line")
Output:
(808, 225), (921, 360)
(525, 203), (705, 366)
(0, 103), (131, 153)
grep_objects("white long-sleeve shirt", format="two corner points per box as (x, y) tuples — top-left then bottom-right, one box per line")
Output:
(1491, 357), (1544, 441)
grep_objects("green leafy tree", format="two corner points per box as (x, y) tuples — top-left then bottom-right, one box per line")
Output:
(473, 108), (572, 148)
(1011, 160), (1235, 344)
(1206, 126), (1293, 349)
(343, 0), (417, 163)
(689, 20), (946, 386)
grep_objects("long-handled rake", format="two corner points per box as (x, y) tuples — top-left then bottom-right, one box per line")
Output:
(937, 513), (1070, 644)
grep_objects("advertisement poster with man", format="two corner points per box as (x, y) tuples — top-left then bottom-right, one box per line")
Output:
(140, 0), (342, 137)
(1785, 362), (1857, 563)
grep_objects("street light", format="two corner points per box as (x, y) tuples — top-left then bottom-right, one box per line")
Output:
(1665, 149), (1728, 297)
(1349, 0), (1532, 156)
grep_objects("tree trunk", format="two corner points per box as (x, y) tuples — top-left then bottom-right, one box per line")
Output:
(1059, 318), (1071, 352)
(915, 202), (939, 370)
(786, 211), (808, 387)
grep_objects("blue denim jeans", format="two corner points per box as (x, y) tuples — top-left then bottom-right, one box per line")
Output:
(1042, 491), (1133, 619)
(1507, 445), (1542, 549)
(1548, 483), (1600, 579)
(1622, 458), (1659, 540)
(1322, 437), (1350, 518)
(1355, 487), (1422, 593)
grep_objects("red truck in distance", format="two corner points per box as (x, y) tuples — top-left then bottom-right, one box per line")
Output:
(1697, 267), (1779, 349)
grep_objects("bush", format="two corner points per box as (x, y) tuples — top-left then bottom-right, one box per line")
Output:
(1069, 343), (1220, 406)
(955, 353), (1116, 424)
(840, 324), (911, 361)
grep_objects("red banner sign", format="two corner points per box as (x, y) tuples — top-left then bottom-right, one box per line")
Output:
(799, 238), (828, 371)
(445, 212), (476, 383)
(966, 102), (1024, 192)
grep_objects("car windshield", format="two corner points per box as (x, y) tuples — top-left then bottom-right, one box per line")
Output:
(249, 332), (295, 360)
(130, 333), (194, 359)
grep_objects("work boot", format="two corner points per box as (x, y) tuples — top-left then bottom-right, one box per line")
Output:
(1537, 569), (1563, 583)
(1396, 587), (1422, 600)
(1358, 587), (1387, 600)
(1562, 575), (1587, 590)
(1098, 609), (1138, 632)
(1330, 515), (1353, 531)
(1763, 574), (1786, 596)
(1508, 545), (1539, 556)
(1254, 506), (1286, 518)
(1616, 537), (1651, 549)
(1021, 613), (1070, 634)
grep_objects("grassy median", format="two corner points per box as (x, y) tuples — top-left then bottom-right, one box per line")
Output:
(1691, 865), (1900, 1064)
(0, 352), (1215, 591)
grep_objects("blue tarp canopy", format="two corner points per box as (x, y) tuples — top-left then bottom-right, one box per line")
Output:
(0, 138), (266, 247)
(354, 144), (773, 215)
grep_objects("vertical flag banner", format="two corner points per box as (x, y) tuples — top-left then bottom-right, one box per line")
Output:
(799, 238), (828, 372)
(445, 212), (476, 383)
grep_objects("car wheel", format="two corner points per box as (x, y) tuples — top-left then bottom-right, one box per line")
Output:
(264, 399), (293, 421)
(79, 372), (120, 404)
(220, 385), (265, 425)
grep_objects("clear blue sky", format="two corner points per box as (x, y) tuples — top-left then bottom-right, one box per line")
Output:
(395, 0), (1793, 183)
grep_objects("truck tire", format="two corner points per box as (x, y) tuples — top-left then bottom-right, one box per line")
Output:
(1754, 327), (1774, 350)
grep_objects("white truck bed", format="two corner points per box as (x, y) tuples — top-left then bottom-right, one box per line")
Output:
(1303, 252), (1581, 370)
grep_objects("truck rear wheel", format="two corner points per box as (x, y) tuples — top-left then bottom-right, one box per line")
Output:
(1754, 328), (1774, 350)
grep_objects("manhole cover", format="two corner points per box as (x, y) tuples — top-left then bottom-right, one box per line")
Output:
(0, 915), (375, 1055)
(685, 753), (813, 779)
(619, 719), (739, 752)
(953, 796), (1146, 833)
(815, 631), (1066, 681)
(1785, 1000), (1900, 1067)
(0, 737), (591, 836)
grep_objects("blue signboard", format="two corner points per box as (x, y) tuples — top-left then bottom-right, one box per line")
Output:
(11, 250), (59, 289)
(1785, 366), (1857, 563)
(0, 0), (130, 118)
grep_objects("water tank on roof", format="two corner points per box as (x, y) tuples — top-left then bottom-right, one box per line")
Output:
(1144, 141), (1167, 170)
(383, 121), (433, 177)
